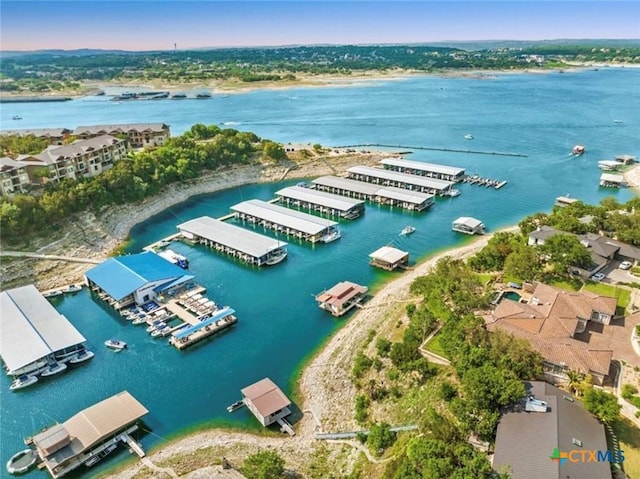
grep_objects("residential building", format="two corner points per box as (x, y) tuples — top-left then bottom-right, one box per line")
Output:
(0, 128), (72, 146)
(493, 381), (611, 479)
(74, 123), (171, 148)
(485, 282), (617, 385)
(0, 156), (31, 195)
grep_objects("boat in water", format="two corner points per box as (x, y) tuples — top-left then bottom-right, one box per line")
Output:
(62, 284), (83, 294)
(12, 114), (22, 121)
(227, 400), (245, 413)
(105, 339), (127, 350)
(447, 188), (461, 197)
(265, 250), (288, 266)
(464, 133), (473, 140)
(321, 229), (341, 244)
(156, 249), (189, 269)
(9, 375), (38, 391)
(6, 449), (36, 474)
(572, 145), (585, 155)
(69, 349), (94, 364)
(42, 290), (63, 298)
(399, 226), (416, 236)
(40, 362), (67, 377)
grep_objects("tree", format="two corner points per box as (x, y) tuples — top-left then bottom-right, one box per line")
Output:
(242, 450), (285, 479)
(503, 244), (542, 282)
(540, 233), (592, 274)
(367, 422), (397, 456)
(583, 388), (621, 424)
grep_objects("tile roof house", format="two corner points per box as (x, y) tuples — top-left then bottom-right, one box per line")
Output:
(74, 123), (171, 149)
(493, 381), (611, 479)
(485, 283), (617, 385)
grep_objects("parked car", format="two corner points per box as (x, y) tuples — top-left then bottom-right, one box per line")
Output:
(619, 261), (633, 270)
(591, 272), (606, 281)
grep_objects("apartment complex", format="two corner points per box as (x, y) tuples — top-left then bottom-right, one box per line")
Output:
(74, 123), (171, 148)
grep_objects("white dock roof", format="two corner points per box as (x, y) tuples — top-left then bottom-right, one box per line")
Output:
(453, 217), (484, 228)
(177, 216), (286, 258)
(380, 157), (465, 176)
(600, 173), (625, 183)
(276, 186), (364, 211)
(231, 199), (337, 235)
(376, 186), (434, 204)
(312, 176), (383, 195)
(348, 165), (453, 191)
(0, 285), (86, 372)
(369, 246), (409, 264)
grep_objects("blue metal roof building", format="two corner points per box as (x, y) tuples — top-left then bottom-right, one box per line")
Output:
(84, 252), (195, 307)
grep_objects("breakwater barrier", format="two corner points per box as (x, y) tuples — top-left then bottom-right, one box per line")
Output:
(335, 143), (528, 158)
(0, 96), (73, 103)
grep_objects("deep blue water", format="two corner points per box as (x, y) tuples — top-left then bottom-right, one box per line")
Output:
(1, 69), (639, 478)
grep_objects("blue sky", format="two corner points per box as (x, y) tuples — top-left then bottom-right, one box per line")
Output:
(1, 1), (639, 51)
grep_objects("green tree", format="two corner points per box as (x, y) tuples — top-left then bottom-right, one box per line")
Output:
(540, 233), (592, 274)
(503, 244), (542, 281)
(242, 450), (285, 479)
(367, 422), (397, 456)
(583, 388), (621, 424)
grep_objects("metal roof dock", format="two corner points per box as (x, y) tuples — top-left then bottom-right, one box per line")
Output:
(275, 185), (365, 219)
(316, 281), (368, 317)
(369, 246), (410, 271)
(312, 176), (434, 211)
(0, 285), (86, 378)
(379, 157), (466, 182)
(452, 216), (485, 235)
(231, 199), (339, 244)
(347, 165), (454, 196)
(177, 216), (288, 266)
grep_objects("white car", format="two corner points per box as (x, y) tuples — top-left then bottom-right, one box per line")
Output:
(619, 261), (633, 270)
(591, 272), (606, 282)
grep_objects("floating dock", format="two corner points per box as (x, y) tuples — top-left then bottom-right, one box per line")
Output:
(312, 176), (435, 211)
(369, 246), (409, 271)
(347, 165), (454, 196)
(452, 216), (485, 235)
(169, 307), (238, 350)
(379, 158), (466, 182)
(275, 185), (365, 219)
(231, 199), (339, 244)
(462, 175), (507, 189)
(177, 216), (288, 266)
(316, 281), (368, 317)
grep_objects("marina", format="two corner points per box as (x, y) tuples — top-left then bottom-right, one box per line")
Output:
(346, 165), (455, 196)
(231, 199), (340, 244)
(275, 185), (365, 219)
(379, 157), (466, 182)
(312, 175), (435, 211)
(177, 216), (288, 266)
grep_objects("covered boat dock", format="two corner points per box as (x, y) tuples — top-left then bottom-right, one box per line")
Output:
(231, 199), (339, 244)
(275, 185), (365, 219)
(177, 216), (288, 266)
(312, 176), (435, 211)
(379, 158), (466, 182)
(169, 306), (238, 350)
(347, 165), (454, 196)
(599, 173), (627, 188)
(241, 378), (294, 435)
(0, 285), (87, 380)
(452, 216), (485, 235)
(369, 246), (409, 271)
(316, 281), (368, 317)
(24, 391), (148, 478)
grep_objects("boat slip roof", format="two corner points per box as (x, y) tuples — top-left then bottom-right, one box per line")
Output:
(316, 281), (368, 308)
(369, 246), (409, 264)
(174, 306), (235, 340)
(453, 217), (484, 228)
(231, 199), (337, 235)
(275, 186), (364, 211)
(600, 173), (625, 182)
(347, 165), (453, 191)
(242, 378), (291, 417)
(85, 251), (194, 301)
(379, 157), (465, 176)
(312, 175), (383, 195)
(0, 285), (86, 372)
(376, 186), (434, 204)
(33, 391), (148, 464)
(178, 216), (286, 258)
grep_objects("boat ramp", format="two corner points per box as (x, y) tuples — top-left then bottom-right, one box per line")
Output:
(312, 176), (435, 211)
(231, 199), (340, 244)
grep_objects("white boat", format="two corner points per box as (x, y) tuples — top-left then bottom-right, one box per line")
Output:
(321, 229), (341, 243)
(9, 375), (38, 391)
(69, 349), (94, 364)
(265, 251), (288, 266)
(132, 315), (147, 325)
(151, 324), (168, 337)
(6, 449), (36, 474)
(62, 284), (82, 294)
(572, 145), (585, 155)
(42, 290), (63, 298)
(227, 400), (245, 412)
(40, 362), (67, 377)
(146, 320), (164, 333)
(464, 134), (474, 140)
(105, 339), (127, 350)
(400, 226), (416, 236)
(447, 188), (461, 197)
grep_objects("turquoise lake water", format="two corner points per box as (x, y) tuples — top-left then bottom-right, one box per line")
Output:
(1, 69), (639, 478)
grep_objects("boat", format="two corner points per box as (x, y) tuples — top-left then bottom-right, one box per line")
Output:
(447, 188), (461, 197)
(171, 93), (187, 99)
(464, 134), (473, 140)
(196, 93), (212, 98)
(40, 362), (67, 377)
(12, 114), (22, 121)
(572, 145), (585, 155)
(614, 119), (623, 124)
(265, 250), (288, 266)
(156, 249), (189, 269)
(62, 284), (82, 294)
(399, 226), (416, 236)
(146, 320), (164, 332)
(151, 324), (168, 337)
(69, 349), (94, 364)
(6, 449), (36, 474)
(84, 443), (118, 467)
(105, 339), (127, 350)
(320, 229), (341, 243)
(132, 315), (148, 325)
(42, 290), (63, 298)
(9, 375), (38, 391)
(227, 400), (245, 413)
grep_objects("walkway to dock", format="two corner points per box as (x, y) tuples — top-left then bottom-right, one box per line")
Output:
(0, 251), (101, 264)
(335, 143), (528, 158)
(315, 424), (418, 440)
